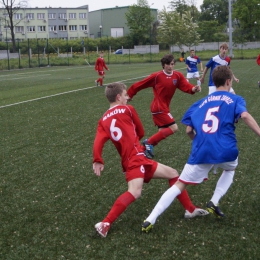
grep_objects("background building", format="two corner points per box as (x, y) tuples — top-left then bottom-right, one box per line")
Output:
(0, 5), (89, 41)
(89, 6), (158, 39)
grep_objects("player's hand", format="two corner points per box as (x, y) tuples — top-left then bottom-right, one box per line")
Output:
(93, 162), (104, 176)
(193, 85), (201, 92)
(200, 77), (205, 84)
(234, 78), (239, 83)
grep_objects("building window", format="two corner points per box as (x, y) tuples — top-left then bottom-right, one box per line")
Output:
(79, 25), (87, 31)
(79, 13), (86, 19)
(69, 25), (77, 31)
(38, 26), (46, 32)
(70, 37), (78, 39)
(26, 13), (34, 20)
(59, 25), (67, 31)
(69, 13), (76, 19)
(27, 26), (35, 32)
(49, 25), (57, 32)
(37, 13), (45, 19)
(48, 13), (56, 19)
(15, 26), (24, 33)
(14, 13), (22, 20)
(59, 13), (66, 19)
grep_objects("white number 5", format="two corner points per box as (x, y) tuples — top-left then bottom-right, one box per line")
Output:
(110, 119), (122, 141)
(202, 106), (220, 133)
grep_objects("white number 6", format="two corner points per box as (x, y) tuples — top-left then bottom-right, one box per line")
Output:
(110, 119), (122, 141)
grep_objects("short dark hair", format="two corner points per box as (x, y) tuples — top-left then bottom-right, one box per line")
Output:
(105, 82), (127, 103)
(161, 54), (174, 68)
(212, 66), (233, 87)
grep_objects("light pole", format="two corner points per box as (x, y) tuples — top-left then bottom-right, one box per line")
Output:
(228, 0), (233, 57)
(99, 25), (102, 38)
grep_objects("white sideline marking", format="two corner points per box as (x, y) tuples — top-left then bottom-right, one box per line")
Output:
(2, 74), (51, 81)
(0, 67), (187, 109)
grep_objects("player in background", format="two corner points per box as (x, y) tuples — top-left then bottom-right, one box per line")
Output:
(256, 54), (260, 88)
(185, 49), (203, 86)
(127, 54), (201, 159)
(141, 66), (260, 233)
(92, 82), (208, 238)
(180, 48), (185, 62)
(200, 42), (239, 94)
(95, 51), (109, 87)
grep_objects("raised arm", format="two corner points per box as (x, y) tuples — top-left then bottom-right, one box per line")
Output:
(241, 111), (260, 137)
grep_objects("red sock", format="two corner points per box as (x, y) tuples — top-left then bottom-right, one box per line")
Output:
(102, 191), (136, 224)
(168, 176), (196, 213)
(148, 128), (173, 146)
(97, 78), (101, 84)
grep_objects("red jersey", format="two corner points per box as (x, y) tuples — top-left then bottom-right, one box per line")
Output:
(93, 105), (145, 171)
(127, 70), (195, 114)
(257, 54), (260, 66)
(95, 57), (108, 72)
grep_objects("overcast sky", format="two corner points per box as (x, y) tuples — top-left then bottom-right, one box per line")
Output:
(27, 0), (204, 12)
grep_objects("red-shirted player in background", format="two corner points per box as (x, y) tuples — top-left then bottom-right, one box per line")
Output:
(257, 54), (260, 88)
(127, 54), (201, 159)
(95, 51), (109, 87)
(92, 82), (208, 238)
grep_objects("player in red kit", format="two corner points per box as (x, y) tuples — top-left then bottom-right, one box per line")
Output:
(92, 82), (208, 238)
(127, 54), (201, 159)
(95, 51), (109, 87)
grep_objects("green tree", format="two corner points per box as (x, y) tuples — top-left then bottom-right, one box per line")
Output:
(233, 0), (260, 41)
(199, 0), (228, 26)
(157, 8), (201, 49)
(197, 20), (227, 42)
(125, 0), (155, 45)
(1, 0), (28, 52)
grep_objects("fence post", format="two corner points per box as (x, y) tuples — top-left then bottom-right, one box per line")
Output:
(28, 39), (31, 68)
(18, 41), (21, 69)
(37, 38), (40, 67)
(47, 39), (50, 66)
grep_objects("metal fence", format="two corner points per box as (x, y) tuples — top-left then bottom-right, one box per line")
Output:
(0, 39), (259, 71)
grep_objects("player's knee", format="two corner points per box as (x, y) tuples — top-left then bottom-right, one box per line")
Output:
(170, 124), (178, 133)
(128, 188), (142, 199)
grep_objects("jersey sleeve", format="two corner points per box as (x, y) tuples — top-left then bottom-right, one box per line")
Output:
(128, 105), (145, 140)
(103, 60), (108, 70)
(127, 73), (155, 98)
(206, 58), (213, 68)
(92, 119), (110, 164)
(95, 58), (99, 70)
(177, 72), (195, 94)
(181, 100), (201, 127)
(234, 96), (247, 122)
(256, 54), (260, 66)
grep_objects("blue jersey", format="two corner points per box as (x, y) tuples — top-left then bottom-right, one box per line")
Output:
(206, 55), (231, 86)
(186, 56), (201, 73)
(181, 91), (247, 164)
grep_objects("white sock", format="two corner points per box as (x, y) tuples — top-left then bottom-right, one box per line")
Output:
(146, 185), (181, 225)
(211, 170), (235, 205)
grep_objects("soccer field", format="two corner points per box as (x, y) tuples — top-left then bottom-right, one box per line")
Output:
(1, 60), (260, 259)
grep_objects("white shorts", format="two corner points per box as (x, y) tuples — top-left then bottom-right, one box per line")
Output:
(179, 158), (238, 185)
(208, 86), (234, 94)
(187, 72), (200, 79)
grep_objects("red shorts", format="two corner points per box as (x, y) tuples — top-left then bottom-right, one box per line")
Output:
(125, 154), (158, 183)
(152, 112), (175, 128)
(98, 71), (105, 76)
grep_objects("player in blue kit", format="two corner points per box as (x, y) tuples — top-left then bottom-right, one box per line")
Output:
(200, 42), (239, 94)
(141, 66), (260, 232)
(185, 49), (203, 85)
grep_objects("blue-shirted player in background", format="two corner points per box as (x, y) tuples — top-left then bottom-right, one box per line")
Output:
(201, 42), (239, 95)
(141, 66), (260, 232)
(185, 49), (203, 86)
